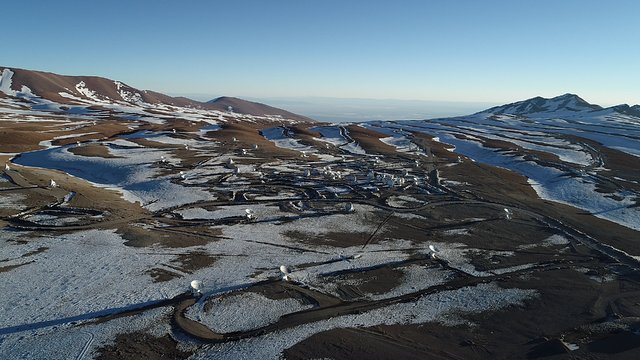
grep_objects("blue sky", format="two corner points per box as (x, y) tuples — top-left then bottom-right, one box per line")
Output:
(3, 0), (639, 115)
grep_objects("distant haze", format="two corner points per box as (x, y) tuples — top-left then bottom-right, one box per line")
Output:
(172, 95), (497, 122)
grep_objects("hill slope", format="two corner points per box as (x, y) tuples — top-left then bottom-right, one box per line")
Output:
(0, 66), (313, 122)
(477, 93), (639, 118)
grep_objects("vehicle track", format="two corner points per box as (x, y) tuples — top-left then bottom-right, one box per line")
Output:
(172, 258), (587, 343)
(75, 330), (94, 360)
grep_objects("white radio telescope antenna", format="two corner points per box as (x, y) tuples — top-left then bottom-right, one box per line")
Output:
(49, 179), (58, 188)
(345, 202), (355, 213)
(428, 244), (440, 259)
(190, 280), (203, 297)
(504, 208), (513, 220)
(245, 208), (256, 221)
(4, 163), (9, 172)
(280, 265), (292, 282)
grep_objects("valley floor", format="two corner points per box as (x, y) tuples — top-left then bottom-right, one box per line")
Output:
(1, 109), (639, 359)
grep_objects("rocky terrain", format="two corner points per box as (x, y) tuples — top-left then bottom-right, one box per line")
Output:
(0, 66), (639, 359)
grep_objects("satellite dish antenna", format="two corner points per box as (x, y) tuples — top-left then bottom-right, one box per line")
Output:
(428, 244), (439, 259)
(504, 208), (513, 220)
(4, 163), (9, 171)
(190, 280), (203, 297)
(172, 128), (177, 134)
(252, 144), (259, 150)
(49, 179), (58, 188)
(232, 137), (238, 142)
(280, 265), (292, 282)
(245, 208), (256, 221)
(345, 202), (355, 213)
(184, 144), (189, 150)
(241, 149), (248, 155)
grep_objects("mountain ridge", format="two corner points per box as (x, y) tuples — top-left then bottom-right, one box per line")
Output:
(0, 66), (314, 122)
(478, 93), (640, 118)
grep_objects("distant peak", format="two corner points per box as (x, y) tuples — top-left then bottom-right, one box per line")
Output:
(479, 93), (601, 116)
(552, 93), (588, 102)
(208, 96), (237, 103)
(555, 93), (579, 98)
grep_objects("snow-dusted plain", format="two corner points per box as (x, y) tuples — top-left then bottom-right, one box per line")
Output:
(1, 69), (639, 359)
(363, 105), (640, 231)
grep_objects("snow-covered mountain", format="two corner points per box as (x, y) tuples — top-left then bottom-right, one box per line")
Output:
(477, 93), (640, 119)
(0, 66), (314, 123)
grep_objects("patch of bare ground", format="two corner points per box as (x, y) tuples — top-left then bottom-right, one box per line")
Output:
(412, 132), (460, 162)
(69, 144), (121, 158)
(174, 252), (216, 273)
(128, 137), (182, 149)
(0, 121), (57, 152)
(284, 324), (491, 360)
(116, 121), (183, 136)
(95, 332), (192, 360)
(0, 118), (131, 153)
(455, 218), (558, 251)
(284, 230), (370, 248)
(147, 252), (216, 283)
(465, 268), (640, 358)
(384, 207), (558, 252)
(566, 134), (640, 193)
(116, 225), (221, 248)
(290, 124), (321, 138)
(440, 161), (640, 258)
(21, 246), (48, 257)
(336, 266), (404, 296)
(245, 282), (318, 306)
(285, 124), (330, 150)
(4, 165), (148, 226)
(285, 267), (640, 359)
(346, 125), (399, 156)
(454, 133), (562, 163)
(0, 261), (34, 273)
(205, 122), (319, 161)
(52, 121), (134, 146)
